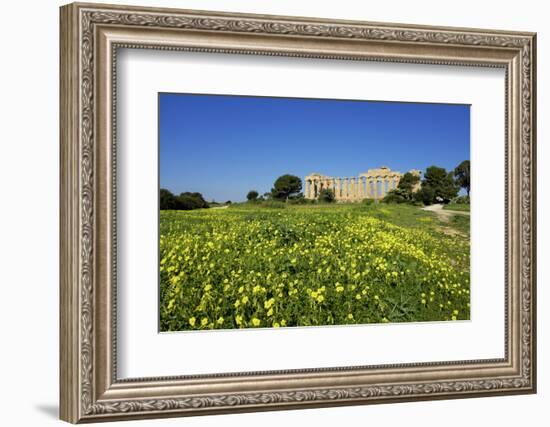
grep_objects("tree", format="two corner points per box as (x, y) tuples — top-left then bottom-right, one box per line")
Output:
(418, 166), (459, 205)
(383, 187), (411, 204)
(397, 172), (420, 193)
(177, 192), (209, 210)
(454, 160), (470, 196)
(384, 172), (421, 203)
(160, 188), (178, 210)
(246, 190), (259, 201)
(271, 174), (302, 201)
(318, 188), (335, 203)
(160, 189), (209, 210)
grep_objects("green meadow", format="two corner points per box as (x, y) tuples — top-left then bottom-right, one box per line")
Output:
(159, 203), (470, 331)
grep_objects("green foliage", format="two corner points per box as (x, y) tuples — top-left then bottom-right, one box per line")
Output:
(160, 188), (179, 210)
(454, 195), (470, 204)
(318, 188), (336, 203)
(454, 160), (471, 196)
(383, 172), (421, 204)
(160, 189), (209, 210)
(362, 198), (375, 205)
(383, 188), (411, 204)
(419, 166), (459, 204)
(287, 195), (312, 205)
(271, 174), (303, 200)
(246, 190), (259, 201)
(414, 186), (435, 205)
(397, 172), (420, 192)
(178, 192), (209, 210)
(159, 204), (470, 331)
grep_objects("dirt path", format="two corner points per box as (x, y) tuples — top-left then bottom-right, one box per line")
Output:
(421, 203), (469, 222)
(421, 204), (470, 237)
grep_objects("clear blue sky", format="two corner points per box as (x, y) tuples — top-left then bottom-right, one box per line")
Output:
(159, 93), (470, 202)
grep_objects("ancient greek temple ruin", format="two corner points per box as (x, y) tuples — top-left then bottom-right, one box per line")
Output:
(304, 167), (421, 202)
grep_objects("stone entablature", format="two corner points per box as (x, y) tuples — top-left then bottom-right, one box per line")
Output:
(304, 166), (421, 201)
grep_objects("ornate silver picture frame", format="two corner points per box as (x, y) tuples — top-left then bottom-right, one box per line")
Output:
(60, 2), (536, 423)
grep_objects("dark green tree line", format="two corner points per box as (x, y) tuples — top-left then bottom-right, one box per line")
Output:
(160, 189), (209, 210)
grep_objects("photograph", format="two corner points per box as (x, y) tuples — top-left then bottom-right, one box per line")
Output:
(57, 3), (536, 422)
(158, 93), (471, 332)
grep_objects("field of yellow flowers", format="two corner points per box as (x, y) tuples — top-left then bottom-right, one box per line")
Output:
(160, 204), (470, 331)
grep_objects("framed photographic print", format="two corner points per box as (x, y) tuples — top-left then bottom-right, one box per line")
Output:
(60, 2), (537, 423)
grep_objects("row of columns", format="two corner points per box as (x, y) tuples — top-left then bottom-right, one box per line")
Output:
(305, 175), (401, 201)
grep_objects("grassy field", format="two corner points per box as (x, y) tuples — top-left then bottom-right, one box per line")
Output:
(443, 203), (470, 212)
(160, 203), (470, 331)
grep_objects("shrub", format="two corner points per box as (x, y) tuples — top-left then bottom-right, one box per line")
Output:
(160, 189), (209, 210)
(160, 188), (179, 210)
(178, 192), (209, 210)
(414, 186), (436, 206)
(318, 188), (335, 203)
(287, 197), (311, 205)
(382, 188), (410, 204)
(454, 195), (470, 204)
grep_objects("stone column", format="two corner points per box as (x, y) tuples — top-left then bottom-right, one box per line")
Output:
(341, 178), (347, 200)
(314, 179), (318, 198)
(335, 178), (340, 199)
(368, 178), (374, 198)
(305, 180), (310, 199)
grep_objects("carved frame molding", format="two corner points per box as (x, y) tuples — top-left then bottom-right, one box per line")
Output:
(60, 2), (536, 423)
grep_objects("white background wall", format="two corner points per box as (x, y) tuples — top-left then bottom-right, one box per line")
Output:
(0, 1), (545, 426)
